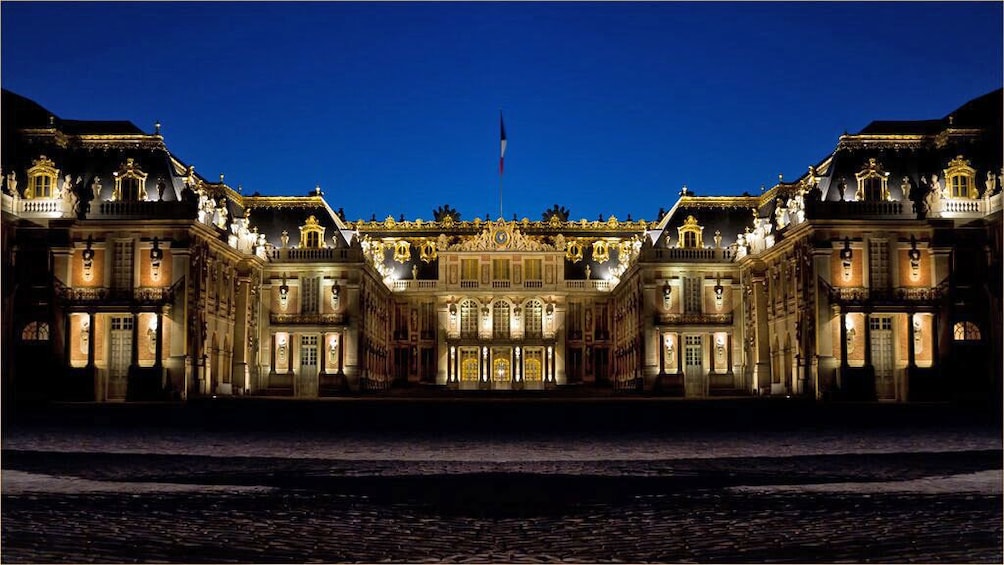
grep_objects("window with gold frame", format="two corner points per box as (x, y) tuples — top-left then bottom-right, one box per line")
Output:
(854, 158), (890, 201)
(677, 215), (704, 248)
(299, 215), (327, 248)
(943, 155), (977, 199)
(112, 158), (148, 201)
(26, 156), (59, 199)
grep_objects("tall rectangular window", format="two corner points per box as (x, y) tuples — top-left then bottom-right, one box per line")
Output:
(492, 259), (510, 281)
(113, 241), (133, 290)
(461, 259), (478, 281)
(869, 240), (889, 289)
(421, 302), (435, 339)
(684, 277), (702, 314)
(301, 277), (319, 314)
(568, 302), (582, 338)
(524, 259), (542, 281)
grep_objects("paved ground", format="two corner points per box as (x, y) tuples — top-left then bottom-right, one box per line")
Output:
(2, 400), (1001, 563)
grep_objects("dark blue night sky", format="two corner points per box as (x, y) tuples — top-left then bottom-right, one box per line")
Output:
(2, 2), (1000, 222)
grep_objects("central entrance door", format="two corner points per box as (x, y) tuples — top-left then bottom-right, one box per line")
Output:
(491, 347), (511, 390)
(684, 335), (703, 397)
(298, 335), (318, 397)
(870, 316), (894, 399)
(460, 348), (480, 389)
(108, 316), (133, 400)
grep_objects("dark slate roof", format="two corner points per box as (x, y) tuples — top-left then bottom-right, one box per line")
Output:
(59, 119), (144, 135)
(657, 198), (760, 248)
(245, 198), (349, 248)
(857, 89), (1002, 135)
(858, 119), (942, 135)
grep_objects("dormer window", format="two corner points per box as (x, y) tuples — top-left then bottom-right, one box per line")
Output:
(677, 215), (704, 248)
(943, 155), (977, 199)
(26, 156), (59, 199)
(298, 215), (326, 248)
(854, 158), (890, 201)
(113, 158), (148, 201)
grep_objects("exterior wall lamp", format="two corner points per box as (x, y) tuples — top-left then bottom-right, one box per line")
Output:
(279, 273), (289, 311)
(81, 236), (95, 282)
(149, 237), (163, 281)
(839, 237), (853, 282)
(908, 236), (922, 281)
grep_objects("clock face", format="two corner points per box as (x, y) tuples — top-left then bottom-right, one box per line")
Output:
(493, 229), (510, 247)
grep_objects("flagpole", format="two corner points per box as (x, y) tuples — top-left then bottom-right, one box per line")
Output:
(499, 170), (503, 219)
(499, 110), (506, 220)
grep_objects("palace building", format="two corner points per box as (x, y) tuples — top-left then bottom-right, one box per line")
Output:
(2, 89), (1001, 403)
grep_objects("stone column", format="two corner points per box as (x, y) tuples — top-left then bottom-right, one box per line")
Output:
(131, 312), (139, 367)
(64, 313), (73, 366)
(231, 275), (251, 392)
(906, 312), (916, 369)
(931, 312), (940, 367)
(155, 310), (164, 370)
(676, 334), (683, 374)
(752, 274), (772, 391)
(863, 313), (872, 367)
(727, 332), (733, 374)
(839, 311), (848, 370)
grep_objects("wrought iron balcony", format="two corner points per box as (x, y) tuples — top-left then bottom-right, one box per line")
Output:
(269, 312), (346, 325)
(55, 284), (176, 306)
(657, 312), (733, 325)
(825, 283), (947, 306)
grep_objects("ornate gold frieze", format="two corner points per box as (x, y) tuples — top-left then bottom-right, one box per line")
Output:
(243, 195), (328, 209)
(447, 221), (556, 252)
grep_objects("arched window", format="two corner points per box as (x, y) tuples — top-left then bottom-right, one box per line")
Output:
(943, 156), (977, 199)
(683, 232), (696, 247)
(493, 300), (510, 339)
(460, 299), (478, 339)
(953, 321), (981, 341)
(26, 156), (59, 199)
(525, 300), (543, 338)
(21, 321), (50, 341)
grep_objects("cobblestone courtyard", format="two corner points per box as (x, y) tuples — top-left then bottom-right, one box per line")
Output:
(2, 401), (1001, 563)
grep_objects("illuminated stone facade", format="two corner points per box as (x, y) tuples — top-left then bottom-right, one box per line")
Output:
(2, 89), (1001, 402)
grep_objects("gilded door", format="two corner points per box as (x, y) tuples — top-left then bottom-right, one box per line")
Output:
(524, 349), (543, 384)
(460, 349), (480, 383)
